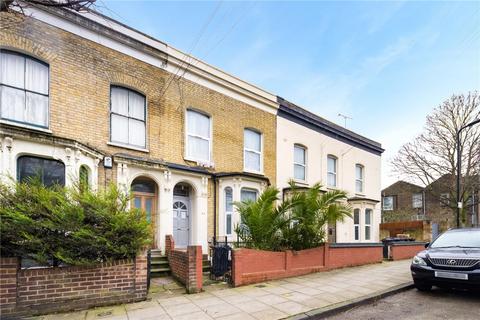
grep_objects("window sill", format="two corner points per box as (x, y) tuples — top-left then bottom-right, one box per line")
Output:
(327, 186), (339, 191)
(107, 142), (149, 153)
(243, 169), (264, 176)
(355, 193), (366, 197)
(0, 120), (52, 134)
(184, 157), (214, 168)
(293, 179), (309, 186)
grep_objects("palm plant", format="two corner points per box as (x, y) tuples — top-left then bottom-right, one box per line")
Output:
(282, 181), (352, 250)
(234, 186), (292, 251)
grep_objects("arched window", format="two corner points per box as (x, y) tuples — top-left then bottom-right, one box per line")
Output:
(17, 156), (65, 187)
(79, 165), (90, 190)
(0, 50), (49, 128)
(327, 155), (337, 187)
(355, 164), (364, 193)
(225, 187), (233, 235)
(294, 144), (307, 181)
(244, 129), (262, 173)
(186, 109), (211, 162)
(110, 86), (146, 148)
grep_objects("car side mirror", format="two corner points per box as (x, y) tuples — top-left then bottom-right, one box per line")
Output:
(424, 242), (430, 248)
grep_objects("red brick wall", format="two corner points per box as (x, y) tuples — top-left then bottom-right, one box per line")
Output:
(232, 244), (383, 287)
(165, 235), (202, 293)
(0, 258), (19, 315)
(0, 254), (148, 317)
(389, 243), (426, 260)
(328, 245), (383, 269)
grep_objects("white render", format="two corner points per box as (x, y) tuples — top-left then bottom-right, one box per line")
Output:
(276, 116), (382, 243)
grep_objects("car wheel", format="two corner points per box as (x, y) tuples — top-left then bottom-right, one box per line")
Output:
(414, 280), (432, 291)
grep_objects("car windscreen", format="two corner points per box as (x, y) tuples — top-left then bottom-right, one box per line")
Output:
(430, 230), (480, 248)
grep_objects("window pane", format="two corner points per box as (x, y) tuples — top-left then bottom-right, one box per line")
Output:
(0, 51), (24, 88)
(226, 213), (232, 235)
(365, 226), (371, 240)
(187, 110), (210, 138)
(26, 92), (48, 127)
(327, 172), (336, 187)
(241, 189), (257, 202)
(294, 164), (305, 181)
(354, 209), (360, 224)
(355, 226), (359, 241)
(111, 114), (129, 144)
(294, 146), (305, 164)
(244, 129), (261, 151)
(1, 85), (25, 122)
(383, 196), (393, 210)
(25, 58), (48, 94)
(412, 193), (423, 208)
(129, 91), (145, 120)
(225, 188), (233, 212)
(128, 118), (146, 147)
(111, 87), (128, 116)
(245, 150), (260, 172)
(145, 198), (152, 223)
(132, 179), (156, 193)
(355, 180), (363, 193)
(187, 135), (209, 161)
(355, 165), (363, 180)
(327, 156), (336, 173)
(365, 209), (372, 224)
(18, 156), (65, 187)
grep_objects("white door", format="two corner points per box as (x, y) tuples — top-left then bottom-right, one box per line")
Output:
(173, 199), (189, 248)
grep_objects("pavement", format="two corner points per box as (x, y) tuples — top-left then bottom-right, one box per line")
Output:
(324, 286), (480, 320)
(34, 260), (412, 320)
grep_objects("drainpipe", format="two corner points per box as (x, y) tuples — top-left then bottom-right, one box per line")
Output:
(213, 175), (217, 246)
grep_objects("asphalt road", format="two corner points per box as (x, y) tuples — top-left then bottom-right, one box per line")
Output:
(324, 287), (480, 320)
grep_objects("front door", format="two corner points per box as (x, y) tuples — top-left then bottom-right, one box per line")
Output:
(173, 199), (189, 248)
(133, 194), (157, 248)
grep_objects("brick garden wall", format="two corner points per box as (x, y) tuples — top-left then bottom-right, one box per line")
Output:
(0, 254), (147, 318)
(165, 235), (202, 293)
(232, 243), (383, 287)
(389, 242), (426, 261)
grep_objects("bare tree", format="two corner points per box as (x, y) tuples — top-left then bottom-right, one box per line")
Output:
(1, 0), (96, 13)
(391, 92), (480, 224)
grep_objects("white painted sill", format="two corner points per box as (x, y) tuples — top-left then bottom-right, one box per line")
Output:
(0, 120), (52, 134)
(107, 142), (149, 153)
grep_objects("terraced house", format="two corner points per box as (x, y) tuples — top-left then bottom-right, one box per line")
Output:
(0, 5), (383, 251)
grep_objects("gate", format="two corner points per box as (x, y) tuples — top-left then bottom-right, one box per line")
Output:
(210, 238), (232, 283)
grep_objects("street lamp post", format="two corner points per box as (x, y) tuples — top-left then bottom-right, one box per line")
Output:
(456, 118), (480, 228)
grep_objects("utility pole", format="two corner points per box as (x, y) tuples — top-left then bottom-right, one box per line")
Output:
(338, 113), (352, 128)
(456, 118), (480, 228)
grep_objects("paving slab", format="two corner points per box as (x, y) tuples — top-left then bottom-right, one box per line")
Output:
(43, 260), (412, 320)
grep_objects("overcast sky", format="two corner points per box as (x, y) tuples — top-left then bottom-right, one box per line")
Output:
(101, 0), (480, 188)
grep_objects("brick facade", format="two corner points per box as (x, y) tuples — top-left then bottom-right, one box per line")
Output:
(381, 181), (425, 223)
(231, 244), (383, 287)
(165, 235), (203, 293)
(0, 254), (148, 318)
(388, 242), (426, 261)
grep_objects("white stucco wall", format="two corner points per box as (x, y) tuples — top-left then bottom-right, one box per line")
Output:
(276, 116), (382, 243)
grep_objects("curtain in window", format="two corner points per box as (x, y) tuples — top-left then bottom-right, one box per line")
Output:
(241, 189), (257, 202)
(0, 51), (49, 127)
(294, 145), (306, 180)
(244, 129), (261, 172)
(187, 110), (210, 161)
(110, 87), (146, 148)
(327, 156), (337, 187)
(244, 129), (261, 151)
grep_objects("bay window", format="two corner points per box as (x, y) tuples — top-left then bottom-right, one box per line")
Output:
(186, 109), (211, 162)
(110, 86), (146, 148)
(244, 129), (262, 172)
(294, 144), (306, 181)
(0, 50), (49, 128)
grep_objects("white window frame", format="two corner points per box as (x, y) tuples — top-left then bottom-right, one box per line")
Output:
(241, 187), (258, 202)
(0, 49), (50, 129)
(412, 193), (423, 209)
(383, 196), (394, 211)
(224, 187), (233, 236)
(327, 155), (337, 188)
(355, 164), (364, 193)
(353, 208), (360, 241)
(185, 109), (212, 164)
(365, 209), (372, 241)
(109, 86), (147, 149)
(243, 128), (263, 174)
(293, 144), (307, 182)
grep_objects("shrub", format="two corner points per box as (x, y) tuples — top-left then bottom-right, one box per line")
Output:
(235, 181), (352, 251)
(0, 178), (151, 266)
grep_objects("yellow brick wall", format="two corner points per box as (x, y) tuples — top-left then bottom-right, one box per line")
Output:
(0, 12), (276, 242)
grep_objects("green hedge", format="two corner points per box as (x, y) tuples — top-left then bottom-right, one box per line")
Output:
(0, 179), (151, 266)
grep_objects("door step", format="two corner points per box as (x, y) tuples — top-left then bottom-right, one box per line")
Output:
(149, 250), (170, 278)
